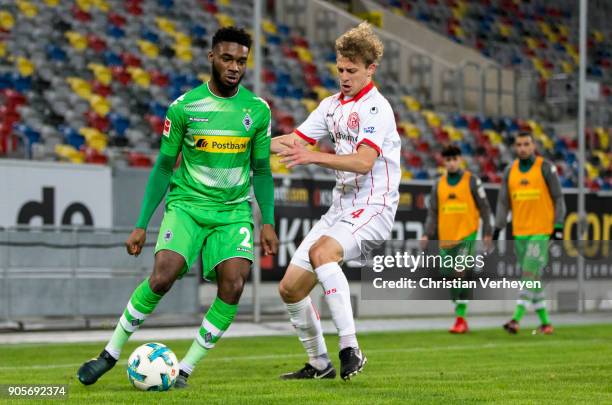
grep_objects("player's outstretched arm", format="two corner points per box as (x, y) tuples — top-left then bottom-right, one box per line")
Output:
(278, 140), (377, 175)
(270, 132), (308, 154)
(126, 152), (177, 256)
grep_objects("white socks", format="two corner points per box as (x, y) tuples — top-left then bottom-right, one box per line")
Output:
(314, 262), (358, 350)
(285, 296), (329, 369)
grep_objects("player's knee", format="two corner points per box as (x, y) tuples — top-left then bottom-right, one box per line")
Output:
(278, 279), (304, 303)
(308, 241), (341, 268)
(150, 256), (180, 294)
(148, 272), (174, 295)
(218, 277), (246, 304)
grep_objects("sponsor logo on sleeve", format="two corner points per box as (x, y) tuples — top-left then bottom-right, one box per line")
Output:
(370, 106), (378, 114)
(163, 118), (172, 137)
(364, 126), (376, 134)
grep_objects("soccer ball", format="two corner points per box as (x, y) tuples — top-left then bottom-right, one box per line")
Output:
(127, 342), (179, 391)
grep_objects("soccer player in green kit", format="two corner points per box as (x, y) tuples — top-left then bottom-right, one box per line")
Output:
(77, 27), (279, 388)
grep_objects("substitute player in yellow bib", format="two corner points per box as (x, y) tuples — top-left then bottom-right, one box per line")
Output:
(494, 132), (566, 335)
(422, 145), (492, 333)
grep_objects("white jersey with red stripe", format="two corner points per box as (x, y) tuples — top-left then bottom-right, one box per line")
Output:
(295, 82), (401, 212)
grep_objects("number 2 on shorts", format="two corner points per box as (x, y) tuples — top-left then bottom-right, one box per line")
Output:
(239, 227), (251, 248)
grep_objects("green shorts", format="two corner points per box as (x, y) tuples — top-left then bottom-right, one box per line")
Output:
(439, 232), (477, 276)
(514, 234), (550, 277)
(154, 201), (254, 281)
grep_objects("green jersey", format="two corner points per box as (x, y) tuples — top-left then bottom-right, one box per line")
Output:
(160, 82), (272, 209)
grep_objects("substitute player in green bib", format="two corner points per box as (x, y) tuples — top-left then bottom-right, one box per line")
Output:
(494, 132), (566, 335)
(422, 145), (493, 334)
(77, 27), (279, 388)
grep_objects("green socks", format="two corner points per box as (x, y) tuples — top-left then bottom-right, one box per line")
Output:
(455, 301), (467, 318)
(512, 303), (527, 322)
(105, 278), (163, 359)
(179, 297), (238, 374)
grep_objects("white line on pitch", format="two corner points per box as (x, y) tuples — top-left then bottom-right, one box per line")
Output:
(1, 339), (605, 371)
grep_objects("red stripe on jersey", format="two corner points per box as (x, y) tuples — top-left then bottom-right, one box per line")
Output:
(352, 208), (383, 235)
(356, 138), (381, 155)
(338, 81), (375, 105)
(294, 129), (316, 145)
(382, 149), (390, 207)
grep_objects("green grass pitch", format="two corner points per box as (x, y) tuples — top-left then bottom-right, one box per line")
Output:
(1, 324), (611, 404)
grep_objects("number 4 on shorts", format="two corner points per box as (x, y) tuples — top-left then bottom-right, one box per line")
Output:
(350, 208), (365, 218)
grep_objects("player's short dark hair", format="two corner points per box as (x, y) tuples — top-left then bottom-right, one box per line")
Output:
(516, 131), (534, 140)
(212, 26), (252, 49)
(441, 145), (461, 158)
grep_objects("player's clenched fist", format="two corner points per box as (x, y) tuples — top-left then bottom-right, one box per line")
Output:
(125, 228), (146, 256)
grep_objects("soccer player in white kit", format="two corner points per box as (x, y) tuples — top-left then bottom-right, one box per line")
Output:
(270, 22), (401, 380)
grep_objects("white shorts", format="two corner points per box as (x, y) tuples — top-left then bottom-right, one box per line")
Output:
(290, 205), (396, 272)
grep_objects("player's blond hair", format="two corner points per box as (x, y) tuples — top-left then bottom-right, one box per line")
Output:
(335, 21), (384, 66)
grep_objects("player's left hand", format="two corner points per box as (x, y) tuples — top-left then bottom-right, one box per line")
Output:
(277, 139), (317, 168)
(260, 224), (279, 256)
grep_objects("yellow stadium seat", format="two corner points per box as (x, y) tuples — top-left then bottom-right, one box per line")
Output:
(400, 122), (420, 139)
(585, 163), (599, 180)
(302, 99), (318, 113)
(17, 0), (38, 18)
(0, 42), (5, 58)
(65, 31), (88, 51)
(16, 57), (35, 77)
(565, 44), (579, 64)
(89, 95), (111, 116)
(422, 110), (441, 128)
(558, 25), (569, 37)
(197, 73), (210, 83)
(294, 47), (313, 63)
(156, 17), (176, 35)
(80, 127), (108, 152)
(0, 11), (15, 31)
(595, 127), (610, 150)
(593, 30), (605, 43)
(216, 13), (235, 27)
(401, 169), (413, 181)
(326, 62), (338, 77)
(55, 144), (85, 164)
(313, 86), (332, 101)
(174, 32), (191, 46)
(218, 0), (231, 5)
(526, 37), (538, 51)
(76, 0), (92, 11)
(176, 46), (193, 62)
(127, 67), (151, 88)
(43, 0), (60, 6)
(498, 23), (511, 38)
(67, 77), (93, 99)
(454, 26), (465, 39)
(88, 63), (112, 85)
(561, 61), (574, 74)
(402, 96), (421, 112)
(445, 125), (463, 141)
(262, 20), (277, 35)
(483, 129), (502, 145)
(92, 0), (109, 12)
(138, 40), (160, 58)
(593, 151), (610, 169)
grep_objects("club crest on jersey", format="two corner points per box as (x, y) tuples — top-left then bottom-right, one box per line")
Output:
(347, 112), (359, 130)
(242, 113), (252, 131)
(163, 118), (172, 137)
